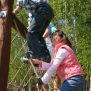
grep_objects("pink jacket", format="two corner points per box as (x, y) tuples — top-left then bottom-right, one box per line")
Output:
(54, 42), (84, 82)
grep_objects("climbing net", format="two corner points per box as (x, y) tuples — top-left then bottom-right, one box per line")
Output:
(7, 32), (55, 91)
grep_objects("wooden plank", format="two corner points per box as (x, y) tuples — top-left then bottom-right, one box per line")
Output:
(0, 0), (14, 91)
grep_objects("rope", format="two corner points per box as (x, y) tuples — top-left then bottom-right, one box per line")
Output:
(13, 18), (46, 91)
(10, 41), (27, 65)
(15, 66), (32, 91)
(8, 63), (24, 87)
(23, 75), (32, 87)
(11, 33), (18, 43)
(9, 18), (55, 91)
(10, 19), (27, 64)
(29, 59), (46, 91)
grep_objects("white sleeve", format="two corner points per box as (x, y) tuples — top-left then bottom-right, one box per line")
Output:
(41, 48), (69, 84)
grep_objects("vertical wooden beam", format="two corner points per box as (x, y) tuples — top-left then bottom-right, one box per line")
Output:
(0, 0), (14, 91)
(0, 25), (3, 64)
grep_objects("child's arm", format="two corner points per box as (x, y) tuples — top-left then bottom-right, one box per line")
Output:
(30, 58), (52, 70)
(38, 61), (52, 71)
(41, 48), (69, 84)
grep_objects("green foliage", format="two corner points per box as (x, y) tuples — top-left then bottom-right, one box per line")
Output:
(50, 0), (91, 79)
(76, 28), (91, 79)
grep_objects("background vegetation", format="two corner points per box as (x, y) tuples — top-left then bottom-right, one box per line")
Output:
(8, 0), (91, 90)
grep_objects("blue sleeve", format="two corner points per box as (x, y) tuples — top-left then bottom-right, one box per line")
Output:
(48, 22), (57, 33)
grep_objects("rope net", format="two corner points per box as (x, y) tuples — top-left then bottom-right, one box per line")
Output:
(8, 32), (54, 91)
(7, 0), (79, 90)
(7, 0), (90, 91)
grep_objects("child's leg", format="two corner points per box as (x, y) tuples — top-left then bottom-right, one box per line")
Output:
(26, 4), (54, 63)
(27, 33), (51, 62)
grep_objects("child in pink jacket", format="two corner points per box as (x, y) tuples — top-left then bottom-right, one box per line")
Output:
(36, 30), (85, 91)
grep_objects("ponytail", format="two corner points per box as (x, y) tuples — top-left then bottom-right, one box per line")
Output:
(65, 36), (72, 48)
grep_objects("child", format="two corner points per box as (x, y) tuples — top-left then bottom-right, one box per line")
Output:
(22, 22), (56, 66)
(36, 30), (85, 91)
(29, 22), (57, 68)
(13, 0), (54, 63)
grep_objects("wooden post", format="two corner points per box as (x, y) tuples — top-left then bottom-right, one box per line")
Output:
(0, 28), (3, 64)
(0, 0), (14, 91)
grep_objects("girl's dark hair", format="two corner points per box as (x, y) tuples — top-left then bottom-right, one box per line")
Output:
(52, 29), (72, 48)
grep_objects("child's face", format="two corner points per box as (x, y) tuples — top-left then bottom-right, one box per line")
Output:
(51, 34), (61, 46)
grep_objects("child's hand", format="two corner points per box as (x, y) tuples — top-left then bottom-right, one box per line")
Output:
(36, 83), (43, 91)
(31, 59), (42, 66)
(36, 78), (44, 91)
